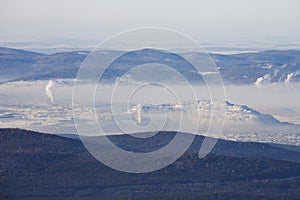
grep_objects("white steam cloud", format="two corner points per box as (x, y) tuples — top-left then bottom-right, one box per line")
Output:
(255, 77), (264, 87)
(45, 80), (54, 103)
(285, 73), (293, 85)
(255, 74), (271, 87)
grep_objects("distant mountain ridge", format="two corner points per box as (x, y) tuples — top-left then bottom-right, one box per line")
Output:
(1, 47), (300, 84)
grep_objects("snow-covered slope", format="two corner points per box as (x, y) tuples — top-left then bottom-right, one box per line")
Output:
(1, 47), (300, 85)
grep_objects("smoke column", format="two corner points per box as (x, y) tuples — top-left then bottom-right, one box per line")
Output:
(137, 104), (141, 124)
(285, 73), (293, 85)
(255, 77), (264, 87)
(255, 74), (271, 87)
(45, 80), (54, 103)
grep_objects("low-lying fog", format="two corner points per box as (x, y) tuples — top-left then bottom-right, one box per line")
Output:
(0, 80), (299, 145)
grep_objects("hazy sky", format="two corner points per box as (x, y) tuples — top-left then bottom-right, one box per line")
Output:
(0, 0), (300, 43)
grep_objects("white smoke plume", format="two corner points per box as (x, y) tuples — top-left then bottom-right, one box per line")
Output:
(45, 80), (54, 103)
(255, 74), (271, 87)
(255, 77), (264, 87)
(285, 73), (293, 85)
(136, 104), (142, 125)
(286, 71), (300, 85)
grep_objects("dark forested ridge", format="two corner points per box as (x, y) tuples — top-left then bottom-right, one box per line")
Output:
(1, 128), (300, 200)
